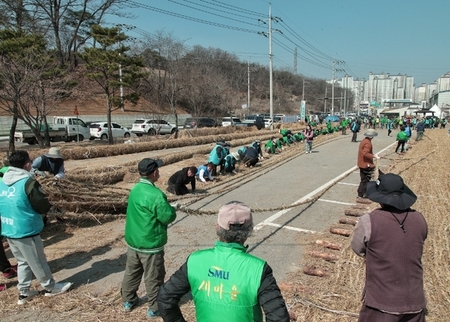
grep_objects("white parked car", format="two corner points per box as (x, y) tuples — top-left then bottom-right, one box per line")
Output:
(264, 116), (282, 128)
(222, 117), (241, 127)
(89, 122), (131, 140)
(131, 119), (177, 136)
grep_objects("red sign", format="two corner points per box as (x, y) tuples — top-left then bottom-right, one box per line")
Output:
(74, 106), (79, 116)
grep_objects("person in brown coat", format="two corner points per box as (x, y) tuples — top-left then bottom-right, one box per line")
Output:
(356, 129), (382, 198)
(351, 173), (427, 322)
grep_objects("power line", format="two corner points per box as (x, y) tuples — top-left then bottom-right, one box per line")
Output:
(167, 0), (262, 27)
(199, 0), (267, 18)
(126, 1), (261, 34)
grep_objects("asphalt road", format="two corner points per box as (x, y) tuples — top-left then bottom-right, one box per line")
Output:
(162, 129), (397, 282)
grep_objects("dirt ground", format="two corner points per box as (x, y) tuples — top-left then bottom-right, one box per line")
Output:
(1, 129), (448, 321)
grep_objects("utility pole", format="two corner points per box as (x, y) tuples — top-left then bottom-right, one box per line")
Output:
(268, 3), (274, 130)
(332, 61), (336, 116)
(332, 59), (345, 116)
(247, 61), (251, 114)
(258, 2), (280, 129)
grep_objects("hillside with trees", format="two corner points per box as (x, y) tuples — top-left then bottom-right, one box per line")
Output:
(0, 0), (350, 148)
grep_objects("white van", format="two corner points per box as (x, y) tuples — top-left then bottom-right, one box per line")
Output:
(222, 117), (241, 127)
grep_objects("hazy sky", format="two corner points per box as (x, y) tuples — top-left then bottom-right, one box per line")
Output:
(108, 0), (449, 85)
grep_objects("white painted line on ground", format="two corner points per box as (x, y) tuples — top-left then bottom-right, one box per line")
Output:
(263, 222), (317, 234)
(318, 199), (356, 206)
(254, 165), (357, 231)
(338, 182), (358, 186)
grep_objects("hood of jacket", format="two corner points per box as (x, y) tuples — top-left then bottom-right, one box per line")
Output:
(2, 166), (33, 186)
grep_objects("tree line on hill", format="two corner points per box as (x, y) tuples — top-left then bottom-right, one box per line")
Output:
(0, 0), (350, 149)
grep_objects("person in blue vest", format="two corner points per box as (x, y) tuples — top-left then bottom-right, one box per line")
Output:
(223, 151), (240, 174)
(157, 201), (290, 322)
(0, 150), (73, 304)
(207, 141), (225, 176)
(196, 163), (215, 183)
(251, 139), (264, 159)
(31, 147), (65, 180)
(0, 165), (18, 292)
(351, 119), (361, 142)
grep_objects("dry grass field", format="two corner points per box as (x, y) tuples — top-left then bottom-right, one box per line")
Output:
(0, 127), (448, 321)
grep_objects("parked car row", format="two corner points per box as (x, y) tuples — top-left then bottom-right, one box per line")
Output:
(87, 113), (279, 140)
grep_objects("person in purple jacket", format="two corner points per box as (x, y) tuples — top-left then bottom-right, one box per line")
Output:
(351, 173), (427, 322)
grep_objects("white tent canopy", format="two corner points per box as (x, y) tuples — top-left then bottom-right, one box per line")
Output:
(428, 104), (442, 117)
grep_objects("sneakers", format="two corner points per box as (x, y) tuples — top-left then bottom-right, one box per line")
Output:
(44, 282), (73, 297)
(3, 264), (18, 279)
(17, 290), (39, 305)
(123, 298), (139, 312)
(147, 309), (160, 318)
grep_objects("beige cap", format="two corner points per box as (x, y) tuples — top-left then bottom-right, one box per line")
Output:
(217, 201), (252, 230)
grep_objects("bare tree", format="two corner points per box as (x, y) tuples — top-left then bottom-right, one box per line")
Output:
(30, 0), (128, 66)
(79, 25), (144, 145)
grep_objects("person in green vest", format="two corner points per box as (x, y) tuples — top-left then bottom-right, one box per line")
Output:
(340, 118), (348, 135)
(157, 201), (290, 322)
(264, 137), (277, 154)
(395, 126), (408, 154)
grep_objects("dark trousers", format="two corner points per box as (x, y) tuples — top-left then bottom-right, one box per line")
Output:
(0, 241), (12, 272)
(358, 167), (384, 197)
(167, 182), (189, 195)
(388, 129), (392, 136)
(351, 132), (358, 142)
(242, 156), (258, 167)
(358, 305), (426, 322)
(121, 249), (165, 311)
(396, 140), (406, 153)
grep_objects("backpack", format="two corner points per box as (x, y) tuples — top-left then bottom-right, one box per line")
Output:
(351, 121), (358, 132)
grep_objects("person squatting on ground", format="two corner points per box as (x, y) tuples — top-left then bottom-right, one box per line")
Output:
(167, 166), (197, 196)
(220, 142), (232, 174)
(196, 163), (215, 183)
(223, 151), (240, 174)
(207, 141), (226, 176)
(31, 147), (65, 180)
(121, 158), (179, 318)
(351, 173), (427, 322)
(0, 166), (17, 292)
(157, 201), (290, 322)
(395, 126), (408, 154)
(357, 129), (382, 199)
(0, 150), (73, 304)
(251, 139), (264, 159)
(304, 125), (314, 153)
(242, 145), (260, 167)
(264, 137), (277, 154)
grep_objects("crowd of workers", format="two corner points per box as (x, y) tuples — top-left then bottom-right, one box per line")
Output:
(0, 116), (435, 321)
(165, 121), (344, 196)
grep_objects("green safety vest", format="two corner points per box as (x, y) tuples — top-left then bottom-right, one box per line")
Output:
(187, 241), (265, 322)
